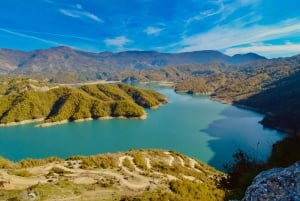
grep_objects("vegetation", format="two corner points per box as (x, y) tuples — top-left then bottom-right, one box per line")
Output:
(168, 179), (225, 201)
(268, 135), (300, 167)
(235, 70), (300, 133)
(129, 150), (148, 170)
(0, 156), (14, 169)
(221, 135), (300, 199)
(67, 153), (118, 169)
(0, 150), (226, 201)
(220, 150), (264, 199)
(18, 157), (62, 168)
(8, 169), (32, 177)
(0, 79), (167, 126)
(114, 55), (300, 134)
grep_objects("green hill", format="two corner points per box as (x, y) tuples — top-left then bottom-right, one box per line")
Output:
(0, 79), (167, 126)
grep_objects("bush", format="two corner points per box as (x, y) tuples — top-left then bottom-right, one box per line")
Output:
(0, 157), (14, 169)
(220, 149), (265, 199)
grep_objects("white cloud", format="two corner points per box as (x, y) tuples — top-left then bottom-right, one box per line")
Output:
(59, 9), (79, 18)
(4, 29), (98, 42)
(225, 43), (300, 58)
(0, 28), (61, 46)
(186, 1), (224, 24)
(186, 0), (260, 25)
(104, 36), (131, 49)
(59, 5), (103, 23)
(178, 19), (300, 54)
(85, 13), (102, 22)
(144, 26), (163, 35)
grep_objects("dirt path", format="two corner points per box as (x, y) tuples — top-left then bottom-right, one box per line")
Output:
(0, 150), (225, 201)
(164, 151), (175, 166)
(145, 158), (151, 169)
(177, 156), (185, 167)
(117, 156), (151, 190)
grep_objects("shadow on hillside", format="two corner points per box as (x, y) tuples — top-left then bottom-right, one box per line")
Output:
(201, 106), (282, 171)
(233, 70), (300, 133)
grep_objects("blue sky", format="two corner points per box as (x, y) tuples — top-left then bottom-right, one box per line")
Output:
(0, 0), (299, 58)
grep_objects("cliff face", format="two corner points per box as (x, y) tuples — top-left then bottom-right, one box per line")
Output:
(242, 161), (300, 201)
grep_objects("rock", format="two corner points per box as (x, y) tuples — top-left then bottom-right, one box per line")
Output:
(242, 161), (300, 201)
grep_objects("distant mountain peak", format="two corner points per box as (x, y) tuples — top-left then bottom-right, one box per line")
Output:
(230, 52), (266, 63)
(0, 46), (268, 74)
(48, 46), (76, 53)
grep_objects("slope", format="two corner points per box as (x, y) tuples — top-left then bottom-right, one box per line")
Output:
(0, 79), (167, 126)
(0, 150), (225, 201)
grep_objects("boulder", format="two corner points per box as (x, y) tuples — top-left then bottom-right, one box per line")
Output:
(242, 161), (300, 201)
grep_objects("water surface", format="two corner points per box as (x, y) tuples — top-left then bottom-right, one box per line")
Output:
(0, 88), (284, 170)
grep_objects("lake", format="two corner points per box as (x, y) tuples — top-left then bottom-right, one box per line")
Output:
(0, 87), (284, 170)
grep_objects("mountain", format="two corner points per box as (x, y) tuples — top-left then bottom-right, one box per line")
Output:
(230, 52), (266, 64)
(0, 46), (266, 75)
(235, 70), (300, 133)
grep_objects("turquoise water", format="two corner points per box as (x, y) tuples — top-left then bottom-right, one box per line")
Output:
(0, 88), (284, 170)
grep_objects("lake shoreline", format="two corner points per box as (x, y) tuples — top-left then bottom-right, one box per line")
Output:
(36, 113), (148, 127)
(0, 118), (45, 127)
(0, 114), (148, 128)
(209, 96), (291, 135)
(0, 88), (284, 171)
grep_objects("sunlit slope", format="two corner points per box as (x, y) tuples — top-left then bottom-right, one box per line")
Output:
(0, 79), (167, 126)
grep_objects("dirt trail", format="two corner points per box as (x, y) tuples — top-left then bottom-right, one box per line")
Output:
(0, 150), (224, 201)
(117, 156), (151, 190)
(164, 151), (175, 166)
(145, 158), (151, 169)
(177, 156), (185, 167)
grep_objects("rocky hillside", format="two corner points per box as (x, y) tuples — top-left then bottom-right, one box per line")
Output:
(0, 46), (265, 75)
(0, 78), (167, 127)
(242, 160), (300, 201)
(0, 150), (226, 201)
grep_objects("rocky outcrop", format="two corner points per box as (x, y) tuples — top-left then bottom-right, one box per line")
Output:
(242, 161), (300, 201)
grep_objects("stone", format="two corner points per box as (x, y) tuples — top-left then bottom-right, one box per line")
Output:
(242, 161), (300, 201)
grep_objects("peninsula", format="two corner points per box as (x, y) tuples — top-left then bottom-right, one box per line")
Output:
(0, 78), (168, 127)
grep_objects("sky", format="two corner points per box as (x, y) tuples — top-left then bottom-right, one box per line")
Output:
(0, 0), (299, 58)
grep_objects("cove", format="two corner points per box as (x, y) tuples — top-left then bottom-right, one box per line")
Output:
(0, 87), (284, 170)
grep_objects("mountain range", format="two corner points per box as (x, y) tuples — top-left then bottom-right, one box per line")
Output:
(0, 46), (266, 74)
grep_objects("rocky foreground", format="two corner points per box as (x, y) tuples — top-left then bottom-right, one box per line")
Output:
(242, 160), (300, 201)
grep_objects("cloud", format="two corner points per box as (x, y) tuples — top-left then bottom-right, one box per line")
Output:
(104, 36), (131, 49)
(59, 5), (103, 23)
(186, 1), (224, 24)
(3, 29), (98, 42)
(224, 43), (300, 58)
(59, 9), (78, 18)
(186, 0), (260, 25)
(178, 19), (300, 54)
(144, 26), (163, 35)
(0, 28), (61, 46)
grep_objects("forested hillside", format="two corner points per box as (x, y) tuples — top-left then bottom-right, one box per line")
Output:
(235, 70), (300, 133)
(0, 79), (167, 126)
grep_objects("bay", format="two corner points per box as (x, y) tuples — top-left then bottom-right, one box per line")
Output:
(0, 87), (284, 170)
